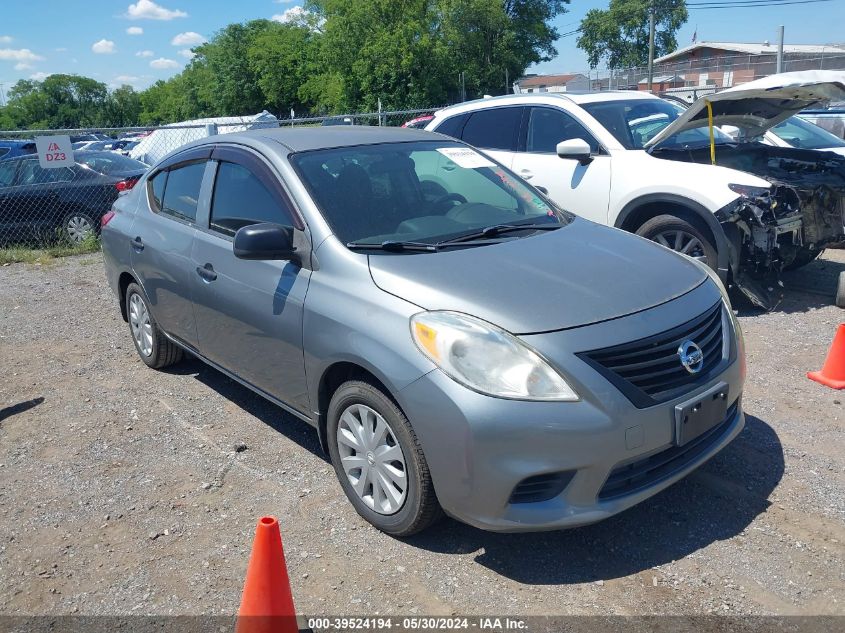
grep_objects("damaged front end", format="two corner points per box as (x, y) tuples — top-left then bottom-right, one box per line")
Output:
(716, 183), (803, 308)
(656, 144), (845, 309)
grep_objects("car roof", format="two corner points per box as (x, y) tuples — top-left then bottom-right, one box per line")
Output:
(0, 139), (36, 146)
(433, 90), (659, 115)
(205, 126), (449, 153)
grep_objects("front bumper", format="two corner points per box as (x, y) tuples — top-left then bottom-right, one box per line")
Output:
(397, 280), (745, 532)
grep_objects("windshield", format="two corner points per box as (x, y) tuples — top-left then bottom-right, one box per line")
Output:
(292, 141), (567, 247)
(76, 152), (148, 175)
(771, 116), (845, 149)
(582, 98), (732, 149)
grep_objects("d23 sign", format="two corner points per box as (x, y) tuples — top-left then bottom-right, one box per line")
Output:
(35, 135), (74, 168)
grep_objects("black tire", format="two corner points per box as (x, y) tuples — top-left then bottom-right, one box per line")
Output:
(635, 214), (719, 272)
(327, 380), (442, 536)
(62, 211), (98, 244)
(124, 282), (183, 369)
(783, 248), (823, 271)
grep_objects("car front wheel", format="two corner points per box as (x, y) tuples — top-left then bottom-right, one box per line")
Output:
(636, 214), (718, 270)
(327, 380), (442, 536)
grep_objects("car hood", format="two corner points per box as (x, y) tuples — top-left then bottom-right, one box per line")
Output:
(367, 219), (708, 334)
(647, 71), (845, 147)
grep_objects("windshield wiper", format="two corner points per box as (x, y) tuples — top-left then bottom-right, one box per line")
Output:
(346, 240), (438, 252)
(437, 223), (561, 245)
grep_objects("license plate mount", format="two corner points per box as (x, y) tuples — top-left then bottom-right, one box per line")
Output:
(674, 382), (729, 446)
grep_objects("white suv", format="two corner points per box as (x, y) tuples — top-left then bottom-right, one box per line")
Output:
(426, 72), (845, 308)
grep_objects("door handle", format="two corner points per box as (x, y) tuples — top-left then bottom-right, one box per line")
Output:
(131, 236), (144, 251)
(196, 263), (217, 282)
(518, 169), (533, 180)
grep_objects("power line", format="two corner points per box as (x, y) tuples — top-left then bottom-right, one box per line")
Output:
(688, 0), (837, 8)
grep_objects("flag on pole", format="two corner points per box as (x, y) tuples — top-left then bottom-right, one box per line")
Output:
(692, 27), (697, 44)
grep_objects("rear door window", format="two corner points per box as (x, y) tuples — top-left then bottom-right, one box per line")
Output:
(434, 113), (469, 139)
(210, 161), (293, 237)
(460, 107), (522, 151)
(148, 170), (167, 212)
(159, 161), (205, 223)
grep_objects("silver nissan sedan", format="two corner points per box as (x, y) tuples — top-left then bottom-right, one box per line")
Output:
(101, 126), (746, 535)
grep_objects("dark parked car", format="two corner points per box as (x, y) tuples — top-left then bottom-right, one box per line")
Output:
(0, 140), (37, 161)
(0, 152), (147, 243)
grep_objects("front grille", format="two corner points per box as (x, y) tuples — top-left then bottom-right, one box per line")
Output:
(598, 400), (739, 500)
(509, 471), (575, 504)
(578, 301), (727, 408)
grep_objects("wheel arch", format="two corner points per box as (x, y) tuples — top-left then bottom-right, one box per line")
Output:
(614, 194), (730, 280)
(117, 271), (139, 322)
(315, 361), (405, 454)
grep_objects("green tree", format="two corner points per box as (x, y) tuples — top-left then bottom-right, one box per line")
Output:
(107, 85), (142, 127)
(577, 0), (688, 70)
(305, 0), (568, 111)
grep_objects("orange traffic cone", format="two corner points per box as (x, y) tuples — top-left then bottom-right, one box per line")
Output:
(236, 516), (299, 633)
(808, 324), (845, 389)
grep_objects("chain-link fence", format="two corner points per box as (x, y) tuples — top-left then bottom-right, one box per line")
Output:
(0, 108), (438, 249)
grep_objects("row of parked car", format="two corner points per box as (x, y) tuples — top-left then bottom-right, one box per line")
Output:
(0, 131), (152, 244)
(99, 71), (843, 536)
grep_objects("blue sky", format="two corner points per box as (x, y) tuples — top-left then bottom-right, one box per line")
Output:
(1, 0), (843, 100)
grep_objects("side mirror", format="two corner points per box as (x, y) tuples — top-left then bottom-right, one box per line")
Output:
(556, 138), (593, 165)
(233, 222), (299, 262)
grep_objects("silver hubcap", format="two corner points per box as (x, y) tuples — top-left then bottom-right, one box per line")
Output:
(336, 404), (408, 515)
(652, 229), (708, 264)
(66, 215), (94, 242)
(128, 293), (153, 357)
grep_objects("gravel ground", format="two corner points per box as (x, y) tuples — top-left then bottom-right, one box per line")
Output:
(0, 251), (843, 619)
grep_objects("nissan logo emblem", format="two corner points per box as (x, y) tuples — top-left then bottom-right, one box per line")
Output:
(678, 340), (704, 374)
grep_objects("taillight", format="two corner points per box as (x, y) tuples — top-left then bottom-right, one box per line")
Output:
(115, 177), (139, 193)
(101, 210), (116, 227)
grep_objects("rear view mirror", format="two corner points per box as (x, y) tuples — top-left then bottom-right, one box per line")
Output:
(233, 222), (299, 262)
(556, 139), (593, 165)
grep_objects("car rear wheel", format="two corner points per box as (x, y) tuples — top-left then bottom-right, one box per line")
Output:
(327, 380), (442, 536)
(63, 212), (97, 243)
(636, 214), (718, 270)
(125, 283), (183, 369)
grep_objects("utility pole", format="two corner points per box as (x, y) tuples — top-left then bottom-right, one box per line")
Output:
(647, 2), (656, 93)
(776, 25), (785, 73)
(505, 68), (509, 94)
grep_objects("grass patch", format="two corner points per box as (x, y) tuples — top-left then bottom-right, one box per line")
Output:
(0, 234), (101, 265)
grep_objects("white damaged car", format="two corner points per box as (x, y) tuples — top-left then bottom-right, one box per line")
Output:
(427, 71), (845, 308)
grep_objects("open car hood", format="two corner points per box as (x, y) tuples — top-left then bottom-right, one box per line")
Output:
(646, 70), (845, 147)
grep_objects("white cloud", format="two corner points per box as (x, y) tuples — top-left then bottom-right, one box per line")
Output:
(115, 74), (140, 83)
(126, 26), (144, 35)
(126, 0), (187, 20)
(0, 36), (12, 44)
(272, 6), (308, 23)
(273, 0), (296, 3)
(170, 31), (205, 46)
(55, 47), (68, 52)
(177, 48), (195, 59)
(14, 62), (33, 70)
(136, 49), (155, 57)
(30, 72), (51, 81)
(92, 39), (117, 54)
(0, 48), (44, 62)
(150, 57), (179, 69)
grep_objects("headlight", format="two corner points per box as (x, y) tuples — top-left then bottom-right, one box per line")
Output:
(410, 311), (578, 401)
(728, 183), (771, 199)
